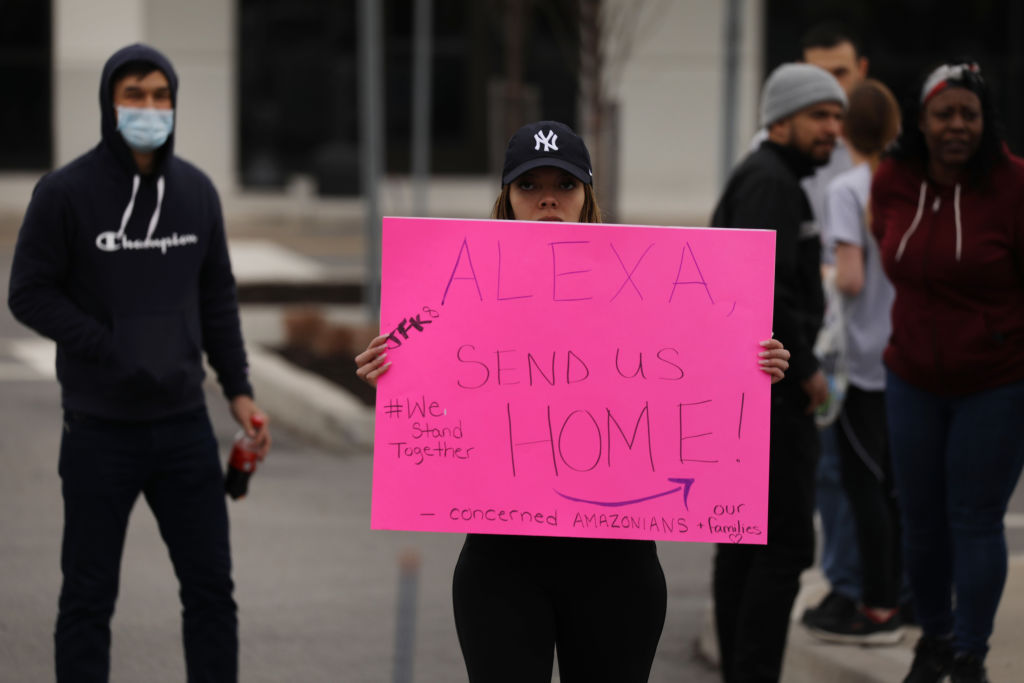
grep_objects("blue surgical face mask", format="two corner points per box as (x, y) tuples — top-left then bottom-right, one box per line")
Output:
(116, 106), (174, 152)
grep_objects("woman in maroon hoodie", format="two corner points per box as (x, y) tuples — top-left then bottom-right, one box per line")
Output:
(872, 62), (1024, 683)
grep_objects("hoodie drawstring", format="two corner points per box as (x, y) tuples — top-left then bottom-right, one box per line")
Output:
(895, 181), (927, 262)
(117, 175), (141, 237)
(146, 176), (166, 240)
(118, 173), (165, 240)
(953, 182), (963, 262)
(894, 180), (965, 263)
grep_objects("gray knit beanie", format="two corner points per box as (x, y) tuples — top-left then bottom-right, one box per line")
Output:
(760, 63), (847, 127)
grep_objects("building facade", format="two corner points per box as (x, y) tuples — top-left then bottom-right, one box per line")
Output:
(1, 0), (763, 226)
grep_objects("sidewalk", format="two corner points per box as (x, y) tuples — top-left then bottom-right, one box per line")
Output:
(234, 232), (1024, 682)
(694, 560), (1024, 683)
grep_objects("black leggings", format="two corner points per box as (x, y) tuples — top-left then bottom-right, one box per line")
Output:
(452, 534), (667, 683)
(835, 386), (902, 607)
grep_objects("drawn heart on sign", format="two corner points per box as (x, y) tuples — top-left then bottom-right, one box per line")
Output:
(728, 533), (743, 544)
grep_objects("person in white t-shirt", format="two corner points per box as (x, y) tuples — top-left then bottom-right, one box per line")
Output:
(804, 78), (904, 645)
(781, 23), (873, 632)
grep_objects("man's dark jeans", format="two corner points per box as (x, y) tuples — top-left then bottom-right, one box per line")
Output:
(55, 407), (237, 683)
(714, 382), (819, 683)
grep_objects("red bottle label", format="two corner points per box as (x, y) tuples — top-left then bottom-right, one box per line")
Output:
(228, 440), (259, 473)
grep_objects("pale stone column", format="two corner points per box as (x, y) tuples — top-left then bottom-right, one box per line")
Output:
(601, 0), (763, 225)
(54, 0), (144, 166)
(146, 0), (235, 195)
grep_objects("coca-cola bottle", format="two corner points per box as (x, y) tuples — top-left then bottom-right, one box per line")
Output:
(225, 414), (267, 500)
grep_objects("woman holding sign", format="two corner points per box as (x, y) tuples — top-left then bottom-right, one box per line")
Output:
(356, 121), (791, 682)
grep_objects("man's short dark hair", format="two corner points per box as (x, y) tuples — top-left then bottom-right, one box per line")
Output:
(110, 60), (164, 89)
(801, 21), (862, 58)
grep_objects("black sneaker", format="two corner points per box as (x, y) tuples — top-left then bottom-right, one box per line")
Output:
(801, 590), (857, 630)
(903, 635), (954, 683)
(804, 606), (905, 645)
(950, 652), (989, 683)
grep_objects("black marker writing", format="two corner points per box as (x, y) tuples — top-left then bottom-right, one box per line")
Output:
(557, 410), (603, 472)
(496, 241), (533, 301)
(668, 241), (714, 304)
(678, 400), (716, 463)
(656, 348), (685, 380)
(606, 402), (654, 472)
(550, 240), (593, 302)
(609, 242), (655, 302)
(441, 237), (483, 305)
(455, 347), (590, 389)
(386, 307), (439, 348)
(615, 348), (648, 379)
(507, 402), (660, 477)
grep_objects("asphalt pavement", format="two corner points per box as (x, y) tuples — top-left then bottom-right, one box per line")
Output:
(0, 370), (720, 683)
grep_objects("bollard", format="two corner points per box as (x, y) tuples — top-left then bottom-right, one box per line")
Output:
(392, 549), (421, 683)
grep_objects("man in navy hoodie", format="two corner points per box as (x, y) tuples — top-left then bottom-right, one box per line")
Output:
(8, 44), (269, 682)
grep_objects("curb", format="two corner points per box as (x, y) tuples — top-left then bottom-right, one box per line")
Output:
(696, 568), (914, 683)
(245, 345), (374, 453)
(698, 558), (1024, 683)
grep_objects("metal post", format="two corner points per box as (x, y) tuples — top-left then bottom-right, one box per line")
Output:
(505, 0), (525, 135)
(359, 0), (384, 318)
(720, 0), (742, 188)
(411, 0), (433, 216)
(391, 549), (421, 683)
(579, 0), (600, 198)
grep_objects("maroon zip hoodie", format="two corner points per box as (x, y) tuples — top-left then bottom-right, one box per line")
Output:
(871, 153), (1024, 396)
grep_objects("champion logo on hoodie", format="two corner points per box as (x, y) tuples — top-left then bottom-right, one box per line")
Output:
(94, 174), (199, 254)
(95, 230), (199, 254)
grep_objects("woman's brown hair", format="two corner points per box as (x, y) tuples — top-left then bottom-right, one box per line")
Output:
(844, 78), (901, 160)
(490, 183), (603, 223)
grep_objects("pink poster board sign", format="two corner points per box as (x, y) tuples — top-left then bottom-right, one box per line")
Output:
(371, 217), (776, 544)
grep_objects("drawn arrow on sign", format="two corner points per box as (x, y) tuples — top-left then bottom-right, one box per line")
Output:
(553, 477), (695, 510)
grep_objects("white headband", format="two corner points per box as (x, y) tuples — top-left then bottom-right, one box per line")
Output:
(920, 62), (981, 104)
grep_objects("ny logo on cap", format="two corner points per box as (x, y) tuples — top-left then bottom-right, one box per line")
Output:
(534, 130), (559, 152)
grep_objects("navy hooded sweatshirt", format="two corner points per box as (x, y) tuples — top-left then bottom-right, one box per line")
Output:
(8, 44), (252, 420)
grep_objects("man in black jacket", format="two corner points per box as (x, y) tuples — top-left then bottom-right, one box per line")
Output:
(8, 44), (270, 682)
(710, 62), (846, 683)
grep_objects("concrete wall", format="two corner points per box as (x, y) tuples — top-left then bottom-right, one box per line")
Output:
(53, 0), (144, 166)
(604, 0), (763, 225)
(145, 0), (236, 195)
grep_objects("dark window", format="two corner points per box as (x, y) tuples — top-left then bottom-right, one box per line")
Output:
(764, 0), (1023, 155)
(238, 0), (580, 195)
(0, 0), (52, 170)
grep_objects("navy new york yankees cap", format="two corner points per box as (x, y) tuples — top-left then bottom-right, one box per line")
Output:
(501, 120), (594, 186)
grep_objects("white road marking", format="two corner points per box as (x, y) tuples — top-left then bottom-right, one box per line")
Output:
(228, 239), (334, 284)
(1005, 513), (1024, 530)
(4, 338), (56, 380)
(0, 361), (50, 381)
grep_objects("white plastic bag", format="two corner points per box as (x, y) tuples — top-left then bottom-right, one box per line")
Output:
(813, 267), (848, 428)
